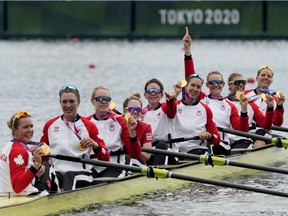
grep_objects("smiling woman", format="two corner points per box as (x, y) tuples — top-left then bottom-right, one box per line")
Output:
(86, 86), (142, 178)
(0, 111), (49, 196)
(40, 85), (110, 191)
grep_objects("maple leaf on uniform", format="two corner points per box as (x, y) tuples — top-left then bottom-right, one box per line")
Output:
(14, 154), (24, 166)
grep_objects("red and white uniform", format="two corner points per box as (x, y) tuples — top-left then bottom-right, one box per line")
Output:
(227, 98), (274, 142)
(244, 89), (283, 126)
(0, 141), (39, 196)
(135, 121), (153, 148)
(132, 121), (153, 165)
(87, 113), (141, 171)
(40, 115), (109, 173)
(184, 55), (206, 100)
(201, 96), (249, 142)
(142, 102), (175, 141)
(167, 99), (220, 152)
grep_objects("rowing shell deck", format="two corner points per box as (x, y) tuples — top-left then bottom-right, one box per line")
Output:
(1, 145), (287, 215)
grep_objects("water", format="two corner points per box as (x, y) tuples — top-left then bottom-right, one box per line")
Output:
(1, 39), (288, 215)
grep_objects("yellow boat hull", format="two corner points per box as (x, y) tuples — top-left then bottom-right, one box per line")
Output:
(1, 146), (287, 215)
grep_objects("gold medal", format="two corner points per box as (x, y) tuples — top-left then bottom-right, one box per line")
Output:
(77, 142), (86, 151)
(180, 80), (187, 88)
(124, 113), (131, 123)
(261, 93), (268, 101)
(40, 143), (50, 155)
(235, 91), (243, 100)
(109, 101), (116, 110)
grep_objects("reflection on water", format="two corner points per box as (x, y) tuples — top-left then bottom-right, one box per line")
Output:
(1, 39), (288, 215)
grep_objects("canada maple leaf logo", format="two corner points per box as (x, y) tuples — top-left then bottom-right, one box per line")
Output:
(14, 154), (24, 166)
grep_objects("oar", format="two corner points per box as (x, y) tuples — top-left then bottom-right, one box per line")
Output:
(47, 154), (288, 198)
(271, 125), (288, 132)
(142, 147), (288, 175)
(153, 136), (200, 145)
(217, 127), (288, 148)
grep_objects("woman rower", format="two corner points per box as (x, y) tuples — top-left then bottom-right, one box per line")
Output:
(199, 71), (249, 155)
(182, 28), (249, 155)
(169, 74), (221, 155)
(142, 78), (177, 165)
(87, 86), (142, 177)
(227, 72), (278, 147)
(0, 111), (50, 196)
(123, 93), (153, 166)
(244, 65), (285, 126)
(40, 85), (110, 191)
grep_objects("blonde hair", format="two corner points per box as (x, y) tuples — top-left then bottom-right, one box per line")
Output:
(7, 112), (31, 137)
(91, 86), (110, 99)
(123, 93), (143, 111)
(207, 71), (223, 81)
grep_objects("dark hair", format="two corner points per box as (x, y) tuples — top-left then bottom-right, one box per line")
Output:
(144, 78), (164, 92)
(228, 72), (243, 83)
(59, 85), (80, 101)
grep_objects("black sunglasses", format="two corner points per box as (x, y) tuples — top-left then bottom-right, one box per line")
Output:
(208, 80), (224, 85)
(229, 80), (247, 86)
(145, 88), (162, 94)
(94, 96), (112, 102)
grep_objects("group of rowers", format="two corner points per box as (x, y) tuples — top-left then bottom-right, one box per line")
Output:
(0, 27), (285, 197)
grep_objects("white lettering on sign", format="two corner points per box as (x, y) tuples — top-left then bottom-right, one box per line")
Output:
(159, 9), (240, 25)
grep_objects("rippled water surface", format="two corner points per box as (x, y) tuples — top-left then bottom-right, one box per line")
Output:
(1, 39), (288, 215)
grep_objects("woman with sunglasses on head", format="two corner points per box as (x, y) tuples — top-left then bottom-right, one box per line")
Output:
(40, 85), (110, 191)
(228, 73), (284, 147)
(87, 86), (142, 177)
(123, 93), (153, 166)
(244, 66), (285, 126)
(0, 111), (49, 196)
(168, 74), (221, 155)
(199, 71), (249, 155)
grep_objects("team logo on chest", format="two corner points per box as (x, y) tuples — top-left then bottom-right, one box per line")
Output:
(54, 126), (59, 132)
(177, 107), (183, 114)
(196, 109), (202, 116)
(109, 123), (115, 132)
(221, 104), (227, 110)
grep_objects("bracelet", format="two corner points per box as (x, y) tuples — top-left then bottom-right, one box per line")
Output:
(35, 162), (42, 172)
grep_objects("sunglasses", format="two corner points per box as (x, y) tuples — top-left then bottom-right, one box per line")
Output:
(145, 88), (162, 94)
(94, 96), (112, 102)
(126, 106), (142, 113)
(228, 80), (247, 86)
(59, 85), (79, 96)
(12, 111), (31, 128)
(259, 65), (273, 71)
(208, 80), (224, 85)
(187, 73), (204, 84)
(16, 111), (31, 119)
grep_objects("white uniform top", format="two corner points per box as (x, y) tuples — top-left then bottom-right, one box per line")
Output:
(41, 116), (98, 173)
(174, 102), (210, 152)
(201, 97), (233, 142)
(0, 142), (38, 196)
(245, 89), (277, 114)
(142, 104), (174, 141)
(89, 117), (125, 166)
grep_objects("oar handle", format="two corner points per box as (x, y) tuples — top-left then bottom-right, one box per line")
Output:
(153, 136), (200, 145)
(271, 125), (288, 132)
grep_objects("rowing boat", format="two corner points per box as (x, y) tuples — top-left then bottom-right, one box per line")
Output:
(1, 144), (288, 215)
